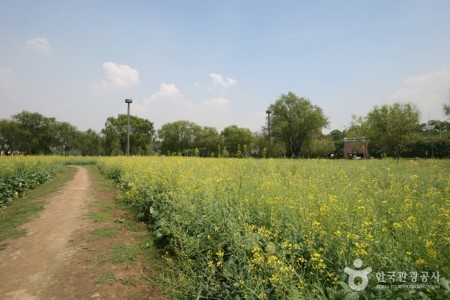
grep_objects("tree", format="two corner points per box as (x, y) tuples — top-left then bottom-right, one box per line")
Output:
(78, 129), (103, 156)
(251, 132), (267, 158)
(269, 92), (328, 158)
(197, 126), (220, 157)
(101, 114), (154, 156)
(53, 122), (79, 155)
(444, 101), (450, 117)
(0, 119), (22, 153)
(220, 125), (254, 157)
(364, 103), (420, 159)
(443, 88), (450, 118)
(11, 111), (57, 154)
(303, 136), (336, 158)
(157, 120), (202, 156)
(329, 129), (344, 142)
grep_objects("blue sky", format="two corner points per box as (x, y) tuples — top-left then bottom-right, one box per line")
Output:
(1, 0), (450, 133)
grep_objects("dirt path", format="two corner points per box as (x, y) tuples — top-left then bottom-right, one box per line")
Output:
(0, 166), (91, 299)
(0, 166), (165, 300)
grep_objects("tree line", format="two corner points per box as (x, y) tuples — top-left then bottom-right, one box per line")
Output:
(1, 92), (449, 158)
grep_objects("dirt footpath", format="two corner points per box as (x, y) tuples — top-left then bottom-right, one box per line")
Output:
(0, 166), (91, 299)
(0, 166), (165, 300)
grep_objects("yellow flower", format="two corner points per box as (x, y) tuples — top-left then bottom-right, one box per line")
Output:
(217, 249), (224, 258)
(297, 257), (307, 265)
(416, 258), (427, 267)
(393, 222), (402, 229)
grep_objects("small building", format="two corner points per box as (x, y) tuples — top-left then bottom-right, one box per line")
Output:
(343, 137), (368, 159)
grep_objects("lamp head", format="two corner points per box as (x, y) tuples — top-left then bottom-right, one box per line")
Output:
(125, 99), (133, 104)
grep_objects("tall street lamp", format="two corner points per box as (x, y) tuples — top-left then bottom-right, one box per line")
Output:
(125, 99), (133, 156)
(266, 109), (272, 158)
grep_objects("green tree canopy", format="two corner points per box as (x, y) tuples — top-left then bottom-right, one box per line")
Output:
(329, 129), (344, 142)
(157, 120), (202, 155)
(11, 111), (57, 154)
(54, 121), (79, 155)
(303, 136), (336, 158)
(363, 103), (421, 159)
(197, 126), (220, 157)
(442, 89), (449, 119)
(0, 119), (22, 153)
(444, 101), (450, 117)
(101, 114), (154, 155)
(78, 129), (103, 156)
(220, 125), (254, 157)
(269, 92), (328, 157)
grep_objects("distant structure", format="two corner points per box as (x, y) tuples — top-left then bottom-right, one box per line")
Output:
(343, 137), (368, 159)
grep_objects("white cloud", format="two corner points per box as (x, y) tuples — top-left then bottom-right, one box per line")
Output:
(134, 83), (233, 130)
(91, 62), (140, 91)
(25, 37), (52, 54)
(205, 97), (230, 107)
(209, 73), (237, 88)
(146, 82), (183, 103)
(388, 66), (450, 121)
(102, 62), (140, 88)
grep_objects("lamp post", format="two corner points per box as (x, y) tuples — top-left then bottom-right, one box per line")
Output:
(125, 99), (133, 156)
(266, 109), (272, 158)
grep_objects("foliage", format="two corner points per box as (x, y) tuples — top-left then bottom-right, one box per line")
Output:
(78, 129), (104, 156)
(98, 157), (450, 299)
(251, 132), (286, 158)
(302, 136), (336, 158)
(269, 92), (328, 158)
(401, 140), (450, 159)
(363, 103), (421, 159)
(157, 120), (203, 156)
(0, 157), (65, 206)
(220, 125), (254, 157)
(53, 121), (79, 155)
(157, 121), (222, 157)
(2, 111), (58, 154)
(197, 126), (221, 157)
(0, 118), (22, 153)
(444, 101), (450, 117)
(101, 114), (154, 156)
(0, 111), (103, 156)
(1, 108), (446, 159)
(329, 129), (344, 142)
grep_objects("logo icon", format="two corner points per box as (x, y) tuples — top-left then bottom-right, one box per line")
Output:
(344, 258), (372, 291)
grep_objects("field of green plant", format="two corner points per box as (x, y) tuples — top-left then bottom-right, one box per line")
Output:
(0, 156), (66, 207)
(97, 157), (449, 299)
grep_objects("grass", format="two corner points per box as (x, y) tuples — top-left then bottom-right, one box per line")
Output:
(88, 211), (111, 222)
(101, 244), (139, 264)
(83, 165), (169, 298)
(92, 227), (119, 238)
(0, 166), (77, 249)
(94, 271), (117, 285)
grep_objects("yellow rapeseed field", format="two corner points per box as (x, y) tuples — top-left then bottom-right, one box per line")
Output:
(98, 157), (449, 299)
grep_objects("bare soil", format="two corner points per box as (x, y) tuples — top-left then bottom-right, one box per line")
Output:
(0, 166), (165, 300)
